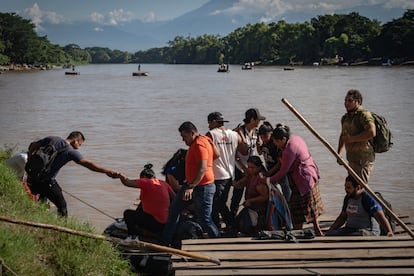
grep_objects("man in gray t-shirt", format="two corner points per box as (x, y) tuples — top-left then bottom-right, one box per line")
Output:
(326, 175), (393, 237)
(26, 131), (118, 216)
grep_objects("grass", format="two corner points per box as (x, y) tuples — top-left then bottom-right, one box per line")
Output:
(0, 149), (135, 275)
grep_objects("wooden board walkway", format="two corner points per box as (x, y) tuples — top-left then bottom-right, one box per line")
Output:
(172, 215), (414, 275)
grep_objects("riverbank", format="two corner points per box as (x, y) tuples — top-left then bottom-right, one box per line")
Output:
(0, 64), (58, 72)
(0, 162), (134, 275)
(1, 58), (413, 74)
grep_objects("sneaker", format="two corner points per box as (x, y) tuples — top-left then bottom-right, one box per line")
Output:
(124, 236), (140, 242)
(114, 221), (127, 231)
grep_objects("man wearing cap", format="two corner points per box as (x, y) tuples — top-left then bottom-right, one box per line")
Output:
(206, 112), (248, 232)
(231, 108), (266, 218)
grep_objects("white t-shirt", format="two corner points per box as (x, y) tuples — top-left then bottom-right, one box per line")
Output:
(236, 125), (259, 171)
(6, 152), (28, 180)
(209, 128), (239, 180)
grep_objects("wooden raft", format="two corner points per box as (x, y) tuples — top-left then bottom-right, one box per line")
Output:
(173, 216), (414, 275)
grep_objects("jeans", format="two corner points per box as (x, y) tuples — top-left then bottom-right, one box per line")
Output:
(193, 183), (220, 238)
(162, 183), (219, 245)
(162, 185), (187, 244)
(212, 178), (234, 229)
(326, 227), (379, 236)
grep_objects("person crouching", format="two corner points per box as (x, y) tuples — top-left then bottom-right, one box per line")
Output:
(114, 164), (175, 241)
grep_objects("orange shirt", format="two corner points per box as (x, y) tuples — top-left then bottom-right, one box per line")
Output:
(135, 178), (173, 224)
(186, 135), (214, 186)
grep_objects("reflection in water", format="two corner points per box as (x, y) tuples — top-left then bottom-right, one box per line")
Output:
(1, 64), (413, 231)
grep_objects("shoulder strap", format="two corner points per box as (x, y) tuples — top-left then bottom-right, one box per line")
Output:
(360, 191), (371, 214)
(49, 137), (69, 153)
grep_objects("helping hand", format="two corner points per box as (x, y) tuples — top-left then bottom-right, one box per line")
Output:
(107, 170), (120, 179)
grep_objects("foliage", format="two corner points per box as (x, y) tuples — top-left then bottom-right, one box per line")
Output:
(1, 10), (413, 66)
(162, 34), (224, 64)
(62, 44), (91, 64)
(373, 10), (414, 59)
(86, 47), (132, 63)
(0, 160), (134, 275)
(0, 13), (66, 65)
(0, 144), (16, 163)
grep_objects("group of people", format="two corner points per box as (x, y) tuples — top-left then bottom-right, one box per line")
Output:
(6, 89), (393, 248)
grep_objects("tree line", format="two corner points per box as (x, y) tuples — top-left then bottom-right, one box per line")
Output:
(1, 10), (413, 66)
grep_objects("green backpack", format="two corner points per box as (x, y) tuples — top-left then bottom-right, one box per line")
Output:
(371, 112), (393, 153)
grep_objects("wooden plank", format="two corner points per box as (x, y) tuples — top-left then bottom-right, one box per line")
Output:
(175, 267), (414, 275)
(175, 268), (314, 275)
(181, 235), (413, 246)
(173, 258), (414, 269)
(179, 240), (414, 252)
(311, 268), (414, 275)
(173, 215), (413, 275)
(175, 248), (414, 261)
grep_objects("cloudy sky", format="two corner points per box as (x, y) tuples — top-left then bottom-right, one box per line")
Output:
(2, 0), (413, 29)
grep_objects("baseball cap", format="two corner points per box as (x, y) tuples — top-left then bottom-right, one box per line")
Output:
(208, 112), (229, 123)
(245, 108), (266, 121)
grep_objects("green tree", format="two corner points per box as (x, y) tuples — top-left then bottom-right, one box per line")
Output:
(109, 49), (131, 63)
(0, 39), (10, 64)
(63, 44), (91, 64)
(374, 9), (414, 59)
(0, 12), (67, 65)
(0, 13), (38, 64)
(311, 13), (381, 62)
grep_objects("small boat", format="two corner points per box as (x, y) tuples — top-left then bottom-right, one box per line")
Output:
(217, 64), (229, 73)
(283, 66), (295, 71)
(241, 62), (254, 70)
(132, 72), (149, 76)
(65, 71), (80, 75)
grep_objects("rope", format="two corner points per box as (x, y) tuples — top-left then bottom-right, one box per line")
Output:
(62, 189), (120, 222)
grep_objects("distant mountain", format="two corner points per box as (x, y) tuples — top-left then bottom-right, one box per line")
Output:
(38, 0), (407, 52)
(41, 21), (163, 51)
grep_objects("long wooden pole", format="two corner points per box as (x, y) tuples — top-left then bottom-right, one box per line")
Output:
(0, 215), (221, 265)
(281, 98), (414, 239)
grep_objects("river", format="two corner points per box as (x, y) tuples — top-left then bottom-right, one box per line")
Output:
(1, 64), (413, 232)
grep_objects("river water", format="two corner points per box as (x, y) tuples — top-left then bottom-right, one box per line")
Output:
(1, 64), (413, 232)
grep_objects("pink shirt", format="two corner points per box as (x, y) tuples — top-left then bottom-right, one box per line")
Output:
(269, 135), (319, 196)
(135, 178), (173, 224)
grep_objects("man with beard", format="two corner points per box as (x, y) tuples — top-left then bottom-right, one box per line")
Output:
(326, 175), (393, 237)
(337, 89), (376, 183)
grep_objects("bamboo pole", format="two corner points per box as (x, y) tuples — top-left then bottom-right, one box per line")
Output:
(0, 215), (221, 265)
(281, 98), (414, 239)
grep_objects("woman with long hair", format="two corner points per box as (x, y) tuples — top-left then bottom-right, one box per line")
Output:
(266, 124), (324, 236)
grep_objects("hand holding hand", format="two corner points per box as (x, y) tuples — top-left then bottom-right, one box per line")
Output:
(107, 170), (120, 179)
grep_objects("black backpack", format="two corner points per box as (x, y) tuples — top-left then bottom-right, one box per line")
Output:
(362, 191), (396, 235)
(25, 137), (67, 182)
(371, 112), (393, 153)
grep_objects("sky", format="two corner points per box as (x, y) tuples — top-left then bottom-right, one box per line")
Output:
(1, 0), (209, 24)
(2, 0), (413, 30)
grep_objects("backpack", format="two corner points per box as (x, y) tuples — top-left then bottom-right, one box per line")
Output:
(371, 112), (393, 153)
(25, 137), (67, 182)
(362, 191), (396, 235)
(265, 182), (293, 231)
